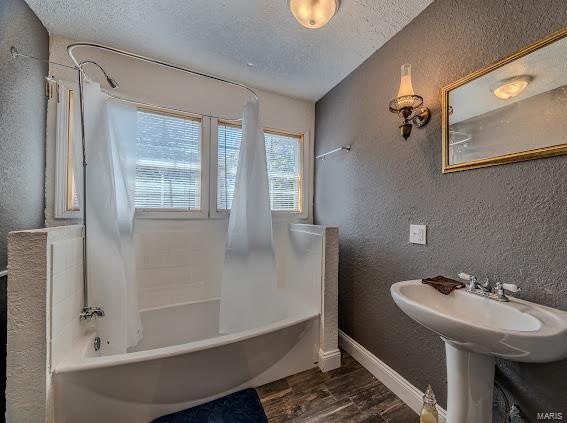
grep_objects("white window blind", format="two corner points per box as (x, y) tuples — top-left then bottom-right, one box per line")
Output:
(217, 122), (242, 210)
(66, 88), (80, 211)
(56, 81), (81, 219)
(135, 109), (202, 210)
(265, 131), (302, 212)
(217, 122), (302, 212)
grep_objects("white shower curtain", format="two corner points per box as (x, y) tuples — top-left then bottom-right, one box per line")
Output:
(219, 100), (284, 334)
(81, 81), (142, 352)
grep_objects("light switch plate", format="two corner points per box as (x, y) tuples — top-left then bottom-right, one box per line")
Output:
(410, 224), (427, 245)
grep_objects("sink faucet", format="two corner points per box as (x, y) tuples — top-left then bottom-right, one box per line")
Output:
(458, 273), (520, 302)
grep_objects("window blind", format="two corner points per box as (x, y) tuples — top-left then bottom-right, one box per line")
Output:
(66, 89), (81, 211)
(217, 122), (242, 210)
(217, 123), (302, 212)
(135, 109), (202, 210)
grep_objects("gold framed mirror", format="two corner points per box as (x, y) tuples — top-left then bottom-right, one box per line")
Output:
(442, 27), (567, 173)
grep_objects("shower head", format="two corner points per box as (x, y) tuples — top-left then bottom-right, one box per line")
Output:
(105, 75), (119, 89)
(78, 60), (119, 89)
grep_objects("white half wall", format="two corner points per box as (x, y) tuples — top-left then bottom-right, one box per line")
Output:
(6, 225), (87, 423)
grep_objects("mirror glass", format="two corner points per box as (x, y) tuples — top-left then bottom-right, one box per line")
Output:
(443, 30), (567, 171)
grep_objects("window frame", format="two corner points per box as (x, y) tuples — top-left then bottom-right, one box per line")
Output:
(134, 105), (210, 220)
(210, 118), (308, 220)
(54, 81), (81, 219)
(264, 126), (305, 217)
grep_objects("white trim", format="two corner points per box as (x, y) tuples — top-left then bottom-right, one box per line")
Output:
(339, 329), (447, 423)
(318, 348), (341, 372)
(209, 117), (223, 219)
(54, 81), (81, 219)
(201, 115), (211, 218)
(0, 269), (7, 278)
(299, 128), (311, 221)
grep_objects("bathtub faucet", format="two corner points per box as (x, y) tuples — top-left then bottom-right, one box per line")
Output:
(80, 306), (105, 320)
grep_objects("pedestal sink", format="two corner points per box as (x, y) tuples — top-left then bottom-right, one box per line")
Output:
(391, 280), (567, 423)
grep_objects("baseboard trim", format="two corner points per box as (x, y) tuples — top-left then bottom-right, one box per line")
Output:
(318, 348), (341, 372)
(339, 330), (447, 423)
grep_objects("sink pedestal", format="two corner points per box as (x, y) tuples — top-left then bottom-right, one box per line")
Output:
(445, 341), (495, 423)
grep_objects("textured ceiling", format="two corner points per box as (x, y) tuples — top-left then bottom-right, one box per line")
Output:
(24, 0), (432, 100)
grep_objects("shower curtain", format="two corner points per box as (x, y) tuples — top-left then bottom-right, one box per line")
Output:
(81, 81), (142, 352)
(219, 100), (284, 334)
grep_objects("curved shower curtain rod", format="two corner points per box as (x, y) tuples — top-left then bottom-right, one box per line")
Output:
(67, 42), (259, 101)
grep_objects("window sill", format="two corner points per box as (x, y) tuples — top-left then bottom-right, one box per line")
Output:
(134, 209), (309, 221)
(135, 210), (208, 220)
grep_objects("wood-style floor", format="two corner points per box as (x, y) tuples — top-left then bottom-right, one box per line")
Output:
(257, 352), (417, 422)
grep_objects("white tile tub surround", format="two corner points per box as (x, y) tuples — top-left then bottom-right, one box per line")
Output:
(6, 225), (86, 423)
(135, 219), (226, 309)
(134, 220), (340, 372)
(50, 235), (85, 370)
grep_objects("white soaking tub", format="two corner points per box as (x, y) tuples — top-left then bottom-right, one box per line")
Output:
(54, 299), (320, 423)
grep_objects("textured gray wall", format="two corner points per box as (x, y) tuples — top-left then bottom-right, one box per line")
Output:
(314, 0), (567, 419)
(0, 0), (48, 417)
(0, 0), (48, 268)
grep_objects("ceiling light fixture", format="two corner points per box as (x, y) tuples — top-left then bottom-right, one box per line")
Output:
(289, 0), (340, 29)
(490, 75), (533, 100)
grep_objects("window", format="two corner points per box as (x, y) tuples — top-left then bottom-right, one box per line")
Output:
(135, 108), (202, 210)
(217, 121), (242, 210)
(265, 130), (303, 212)
(217, 122), (303, 213)
(56, 84), (308, 219)
(55, 81), (81, 219)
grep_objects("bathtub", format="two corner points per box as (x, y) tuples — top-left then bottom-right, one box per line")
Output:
(54, 299), (320, 423)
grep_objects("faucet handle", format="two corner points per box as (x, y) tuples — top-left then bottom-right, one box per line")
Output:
(458, 272), (475, 281)
(502, 283), (520, 293)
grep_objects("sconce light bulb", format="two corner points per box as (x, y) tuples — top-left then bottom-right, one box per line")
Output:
(397, 64), (415, 98)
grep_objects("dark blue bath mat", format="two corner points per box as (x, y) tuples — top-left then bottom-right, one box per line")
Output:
(152, 388), (268, 423)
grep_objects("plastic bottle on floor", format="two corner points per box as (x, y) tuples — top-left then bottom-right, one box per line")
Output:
(420, 385), (439, 423)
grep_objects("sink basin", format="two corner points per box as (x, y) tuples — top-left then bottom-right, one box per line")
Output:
(391, 280), (567, 362)
(391, 280), (567, 423)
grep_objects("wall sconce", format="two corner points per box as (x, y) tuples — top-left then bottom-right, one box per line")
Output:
(389, 64), (430, 140)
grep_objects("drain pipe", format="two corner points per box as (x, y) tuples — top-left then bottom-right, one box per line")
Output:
(494, 382), (522, 422)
